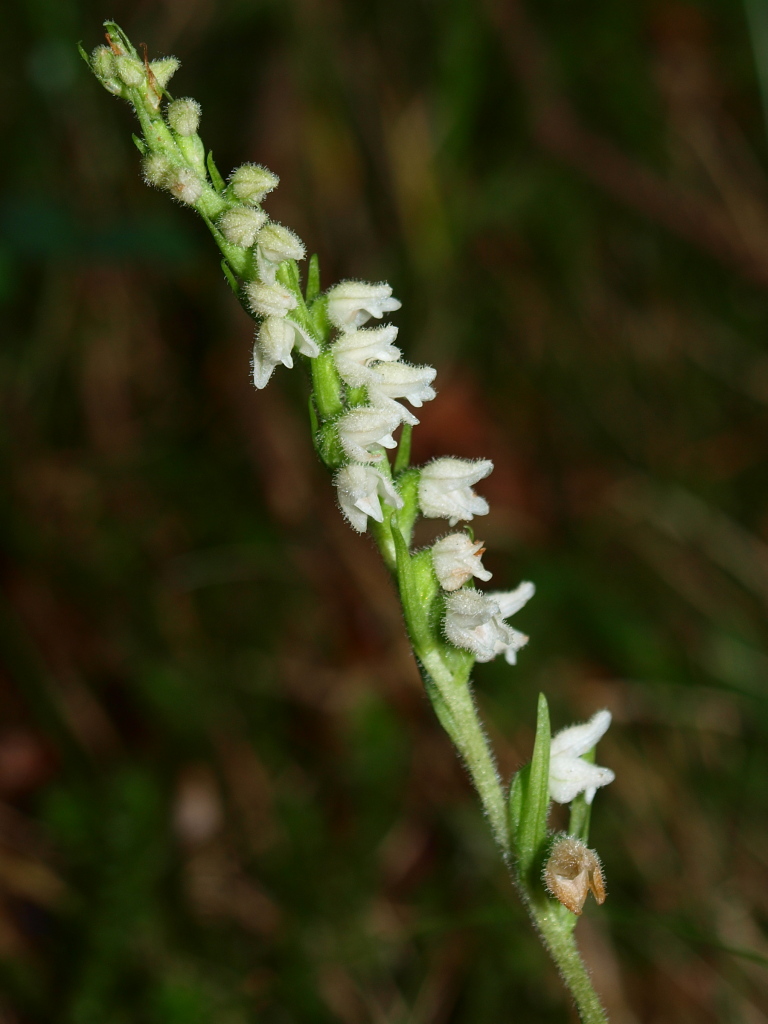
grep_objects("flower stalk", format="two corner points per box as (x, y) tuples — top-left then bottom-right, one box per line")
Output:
(85, 26), (615, 1022)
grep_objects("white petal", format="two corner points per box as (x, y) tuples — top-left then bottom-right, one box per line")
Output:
(549, 757), (615, 805)
(491, 582), (536, 619)
(327, 281), (402, 331)
(550, 710), (612, 759)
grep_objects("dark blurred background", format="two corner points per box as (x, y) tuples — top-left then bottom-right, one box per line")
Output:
(2, 0), (768, 1021)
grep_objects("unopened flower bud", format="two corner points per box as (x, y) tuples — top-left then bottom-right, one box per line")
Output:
(218, 206), (268, 248)
(115, 54), (144, 87)
(150, 57), (180, 90)
(91, 45), (116, 80)
(142, 153), (172, 188)
(257, 223), (306, 264)
(229, 164), (280, 205)
(245, 281), (298, 319)
(167, 97), (201, 137)
(166, 166), (204, 205)
(544, 836), (606, 916)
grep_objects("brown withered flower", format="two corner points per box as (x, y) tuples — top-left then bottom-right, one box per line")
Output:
(543, 836), (606, 916)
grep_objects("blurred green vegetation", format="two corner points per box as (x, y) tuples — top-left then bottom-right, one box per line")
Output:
(1, 0), (768, 1021)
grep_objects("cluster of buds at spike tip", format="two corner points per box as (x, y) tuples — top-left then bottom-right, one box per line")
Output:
(544, 836), (606, 916)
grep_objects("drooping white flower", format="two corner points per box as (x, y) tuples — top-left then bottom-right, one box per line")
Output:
(431, 533), (492, 591)
(549, 710), (615, 805)
(326, 281), (402, 332)
(331, 326), (401, 387)
(335, 465), (404, 532)
(218, 206), (268, 248)
(246, 281), (298, 319)
(419, 458), (493, 526)
(336, 404), (403, 462)
(443, 582), (534, 663)
(252, 317), (319, 389)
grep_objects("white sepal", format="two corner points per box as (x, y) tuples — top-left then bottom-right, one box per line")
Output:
(485, 582), (535, 664)
(331, 326), (401, 387)
(367, 361), (437, 407)
(418, 458), (493, 526)
(245, 281), (298, 319)
(431, 533), (492, 592)
(257, 223), (306, 264)
(549, 710), (615, 805)
(326, 281), (402, 332)
(336, 405), (403, 462)
(335, 465), (404, 532)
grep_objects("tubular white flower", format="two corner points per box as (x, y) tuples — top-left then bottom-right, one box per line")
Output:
(335, 465), (404, 532)
(218, 206), (267, 248)
(326, 281), (402, 332)
(331, 326), (401, 387)
(432, 533), (492, 591)
(549, 710), (615, 805)
(252, 317), (319, 389)
(336, 405), (402, 463)
(229, 164), (279, 205)
(245, 281), (298, 319)
(419, 458), (493, 526)
(443, 582), (534, 663)
(367, 361), (437, 425)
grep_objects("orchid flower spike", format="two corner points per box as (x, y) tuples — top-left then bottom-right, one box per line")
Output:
(548, 710), (615, 805)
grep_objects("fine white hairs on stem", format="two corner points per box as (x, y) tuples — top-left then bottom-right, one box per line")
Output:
(252, 317), (319, 389)
(443, 582), (533, 663)
(336, 405), (403, 462)
(432, 533), (492, 591)
(335, 464), (404, 532)
(419, 458), (493, 526)
(326, 281), (402, 332)
(549, 710), (615, 805)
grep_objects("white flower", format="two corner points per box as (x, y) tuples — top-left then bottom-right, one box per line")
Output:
(418, 458), (493, 526)
(331, 326), (401, 387)
(326, 281), (402, 331)
(252, 317), (320, 389)
(257, 223), (305, 263)
(336, 404), (403, 462)
(443, 582), (534, 663)
(366, 361), (437, 426)
(431, 533), (492, 591)
(218, 206), (268, 248)
(246, 281), (298, 319)
(335, 465), (404, 532)
(549, 710), (615, 805)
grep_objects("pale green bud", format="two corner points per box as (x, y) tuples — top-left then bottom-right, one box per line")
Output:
(218, 206), (268, 248)
(167, 97), (201, 137)
(115, 54), (144, 87)
(150, 57), (180, 90)
(229, 164), (279, 205)
(142, 153), (172, 188)
(90, 45), (123, 95)
(257, 222), (305, 264)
